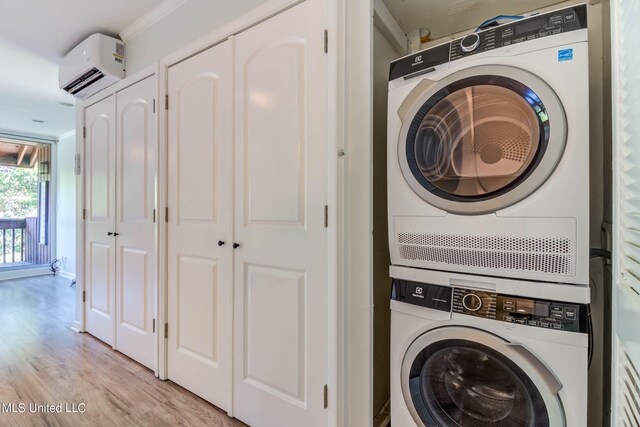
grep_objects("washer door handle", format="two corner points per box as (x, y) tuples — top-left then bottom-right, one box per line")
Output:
(506, 343), (563, 394)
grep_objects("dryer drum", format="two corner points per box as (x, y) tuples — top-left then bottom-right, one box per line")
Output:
(410, 83), (543, 199)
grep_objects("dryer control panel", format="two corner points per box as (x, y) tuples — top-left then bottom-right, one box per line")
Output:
(452, 288), (588, 333)
(389, 3), (587, 81)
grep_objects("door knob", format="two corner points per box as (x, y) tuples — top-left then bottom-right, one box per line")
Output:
(233, 243), (240, 249)
(113, 233), (119, 236)
(107, 232), (113, 236)
(218, 240), (225, 246)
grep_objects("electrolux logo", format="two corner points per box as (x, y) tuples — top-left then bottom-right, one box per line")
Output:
(412, 55), (423, 67)
(412, 287), (425, 299)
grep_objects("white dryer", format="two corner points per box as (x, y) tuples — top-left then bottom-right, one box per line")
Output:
(390, 266), (590, 427)
(387, 4), (589, 285)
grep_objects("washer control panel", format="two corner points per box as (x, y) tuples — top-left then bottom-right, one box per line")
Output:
(452, 288), (588, 333)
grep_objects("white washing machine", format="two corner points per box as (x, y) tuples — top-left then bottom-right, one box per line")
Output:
(387, 4), (589, 285)
(390, 266), (590, 427)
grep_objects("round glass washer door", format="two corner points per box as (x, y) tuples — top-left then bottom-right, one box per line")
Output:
(401, 326), (565, 427)
(397, 65), (567, 214)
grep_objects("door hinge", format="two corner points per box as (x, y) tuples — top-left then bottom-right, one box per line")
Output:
(324, 205), (328, 228)
(323, 384), (328, 408)
(153, 208), (156, 223)
(153, 98), (156, 113)
(165, 94), (169, 110)
(164, 323), (168, 338)
(165, 207), (169, 222)
(82, 291), (86, 303)
(152, 319), (156, 333)
(82, 209), (86, 220)
(83, 126), (86, 139)
(324, 30), (328, 53)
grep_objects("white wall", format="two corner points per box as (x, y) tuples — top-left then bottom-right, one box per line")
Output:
(56, 132), (76, 277)
(124, 0), (270, 74)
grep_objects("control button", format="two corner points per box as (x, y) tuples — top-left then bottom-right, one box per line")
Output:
(462, 293), (483, 312)
(565, 308), (576, 320)
(552, 323), (563, 330)
(503, 299), (515, 306)
(527, 320), (538, 326)
(552, 28), (563, 35)
(549, 15), (563, 25)
(504, 316), (514, 322)
(551, 311), (563, 319)
(503, 305), (515, 312)
(460, 33), (481, 53)
(564, 11), (576, 22)
(504, 41), (512, 46)
(515, 319), (526, 324)
(540, 322), (551, 328)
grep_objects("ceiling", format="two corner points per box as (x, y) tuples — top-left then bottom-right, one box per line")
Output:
(0, 0), (165, 138)
(382, 0), (568, 40)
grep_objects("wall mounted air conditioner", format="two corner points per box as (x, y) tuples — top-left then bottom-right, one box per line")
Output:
(59, 34), (125, 100)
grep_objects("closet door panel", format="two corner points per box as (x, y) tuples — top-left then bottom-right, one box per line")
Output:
(85, 95), (117, 346)
(167, 40), (233, 412)
(115, 76), (157, 370)
(233, 0), (329, 425)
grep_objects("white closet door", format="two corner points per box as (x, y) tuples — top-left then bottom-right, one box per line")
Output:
(85, 95), (116, 346)
(167, 40), (234, 411)
(115, 76), (157, 370)
(233, 0), (328, 425)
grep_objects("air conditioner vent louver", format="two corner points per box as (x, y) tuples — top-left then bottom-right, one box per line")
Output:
(58, 33), (125, 100)
(618, 348), (640, 426)
(397, 232), (575, 275)
(62, 67), (105, 95)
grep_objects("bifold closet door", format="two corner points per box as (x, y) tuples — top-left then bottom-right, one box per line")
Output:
(167, 40), (233, 411)
(232, 0), (328, 425)
(114, 76), (157, 370)
(85, 95), (117, 346)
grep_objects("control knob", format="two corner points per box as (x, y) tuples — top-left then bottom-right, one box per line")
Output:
(460, 33), (481, 53)
(462, 293), (483, 312)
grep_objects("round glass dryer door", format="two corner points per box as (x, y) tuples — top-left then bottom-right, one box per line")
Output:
(397, 66), (567, 214)
(401, 327), (565, 427)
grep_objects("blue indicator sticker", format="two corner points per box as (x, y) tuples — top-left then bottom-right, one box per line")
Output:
(558, 48), (574, 62)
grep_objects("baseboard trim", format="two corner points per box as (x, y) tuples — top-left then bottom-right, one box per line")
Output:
(70, 320), (83, 333)
(0, 267), (52, 281)
(373, 399), (391, 427)
(57, 271), (76, 280)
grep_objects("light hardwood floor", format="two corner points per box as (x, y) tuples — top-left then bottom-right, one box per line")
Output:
(0, 275), (247, 427)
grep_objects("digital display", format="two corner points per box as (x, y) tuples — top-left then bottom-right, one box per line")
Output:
(535, 302), (550, 317)
(516, 300), (534, 315)
(515, 16), (548, 35)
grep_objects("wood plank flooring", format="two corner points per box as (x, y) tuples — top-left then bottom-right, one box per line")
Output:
(0, 275), (246, 427)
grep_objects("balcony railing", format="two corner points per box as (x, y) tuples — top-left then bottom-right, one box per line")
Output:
(0, 218), (51, 267)
(0, 218), (25, 263)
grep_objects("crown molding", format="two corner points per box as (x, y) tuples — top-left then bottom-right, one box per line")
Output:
(120, 0), (191, 42)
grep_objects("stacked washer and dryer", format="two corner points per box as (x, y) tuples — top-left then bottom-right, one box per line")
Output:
(387, 4), (591, 426)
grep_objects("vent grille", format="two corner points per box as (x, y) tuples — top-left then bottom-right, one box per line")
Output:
(618, 349), (640, 427)
(397, 232), (574, 275)
(62, 67), (105, 95)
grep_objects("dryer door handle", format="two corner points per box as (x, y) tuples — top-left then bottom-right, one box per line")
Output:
(506, 343), (563, 394)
